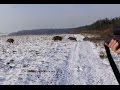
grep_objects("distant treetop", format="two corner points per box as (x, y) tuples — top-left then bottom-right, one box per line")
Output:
(77, 16), (120, 30)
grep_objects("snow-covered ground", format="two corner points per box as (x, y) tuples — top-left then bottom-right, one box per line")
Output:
(0, 33), (8, 36)
(0, 34), (119, 85)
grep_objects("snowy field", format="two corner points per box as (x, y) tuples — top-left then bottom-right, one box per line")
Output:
(0, 34), (119, 85)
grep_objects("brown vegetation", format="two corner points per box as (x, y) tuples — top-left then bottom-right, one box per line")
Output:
(79, 29), (112, 37)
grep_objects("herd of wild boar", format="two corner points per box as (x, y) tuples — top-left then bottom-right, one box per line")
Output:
(6, 36), (77, 43)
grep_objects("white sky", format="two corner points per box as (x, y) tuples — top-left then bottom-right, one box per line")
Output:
(0, 4), (120, 33)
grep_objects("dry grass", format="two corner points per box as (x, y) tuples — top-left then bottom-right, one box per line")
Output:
(79, 29), (112, 37)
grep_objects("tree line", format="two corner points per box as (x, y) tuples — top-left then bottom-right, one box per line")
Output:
(78, 16), (120, 30)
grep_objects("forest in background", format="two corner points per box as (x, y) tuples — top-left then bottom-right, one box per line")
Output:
(75, 16), (120, 36)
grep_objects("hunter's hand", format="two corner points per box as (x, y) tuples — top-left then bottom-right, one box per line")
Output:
(105, 39), (120, 54)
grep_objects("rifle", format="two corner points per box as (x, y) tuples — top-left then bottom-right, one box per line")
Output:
(82, 25), (120, 84)
(83, 35), (120, 84)
(104, 45), (120, 85)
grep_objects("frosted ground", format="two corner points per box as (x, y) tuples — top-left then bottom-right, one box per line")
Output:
(0, 34), (120, 85)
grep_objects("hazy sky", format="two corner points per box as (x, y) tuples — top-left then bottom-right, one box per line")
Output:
(0, 4), (120, 33)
